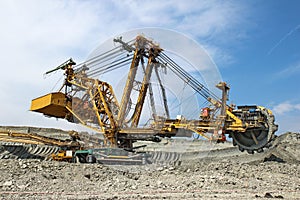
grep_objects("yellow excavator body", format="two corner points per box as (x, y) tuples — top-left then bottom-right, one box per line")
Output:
(27, 35), (278, 154)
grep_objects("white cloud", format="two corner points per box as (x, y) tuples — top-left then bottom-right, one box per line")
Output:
(273, 101), (300, 115)
(271, 101), (300, 133)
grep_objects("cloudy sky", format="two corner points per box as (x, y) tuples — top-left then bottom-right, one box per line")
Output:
(0, 0), (299, 134)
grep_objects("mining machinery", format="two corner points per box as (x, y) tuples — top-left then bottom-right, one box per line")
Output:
(0, 129), (82, 161)
(30, 35), (278, 154)
(0, 130), (80, 147)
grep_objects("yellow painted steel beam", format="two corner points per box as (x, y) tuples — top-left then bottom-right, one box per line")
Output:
(117, 47), (141, 126)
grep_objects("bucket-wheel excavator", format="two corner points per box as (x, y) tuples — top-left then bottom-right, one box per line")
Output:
(30, 35), (278, 156)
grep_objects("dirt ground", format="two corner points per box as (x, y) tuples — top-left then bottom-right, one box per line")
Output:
(0, 132), (299, 199)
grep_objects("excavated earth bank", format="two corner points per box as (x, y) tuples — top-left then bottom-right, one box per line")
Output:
(0, 129), (299, 199)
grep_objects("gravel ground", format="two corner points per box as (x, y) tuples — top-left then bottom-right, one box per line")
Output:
(0, 132), (299, 199)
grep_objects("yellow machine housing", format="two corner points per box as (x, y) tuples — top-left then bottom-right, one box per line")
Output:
(30, 92), (70, 118)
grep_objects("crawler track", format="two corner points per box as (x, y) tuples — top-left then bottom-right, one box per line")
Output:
(0, 142), (59, 160)
(147, 151), (182, 166)
(0, 142), (184, 165)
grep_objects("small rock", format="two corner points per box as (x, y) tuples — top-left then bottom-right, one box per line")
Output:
(3, 181), (13, 187)
(168, 167), (175, 171)
(157, 167), (164, 171)
(264, 192), (273, 198)
(17, 184), (27, 189)
(275, 195), (284, 199)
(84, 174), (91, 179)
(131, 185), (137, 190)
(42, 173), (57, 180)
(21, 164), (27, 169)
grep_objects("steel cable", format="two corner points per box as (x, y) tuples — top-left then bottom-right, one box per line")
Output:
(87, 54), (132, 75)
(88, 56), (133, 77)
(158, 53), (220, 101)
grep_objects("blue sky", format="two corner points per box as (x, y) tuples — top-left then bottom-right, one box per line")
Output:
(0, 0), (299, 134)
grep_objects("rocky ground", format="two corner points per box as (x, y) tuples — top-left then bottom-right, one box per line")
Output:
(0, 132), (299, 199)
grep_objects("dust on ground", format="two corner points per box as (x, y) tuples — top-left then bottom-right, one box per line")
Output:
(0, 132), (299, 199)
